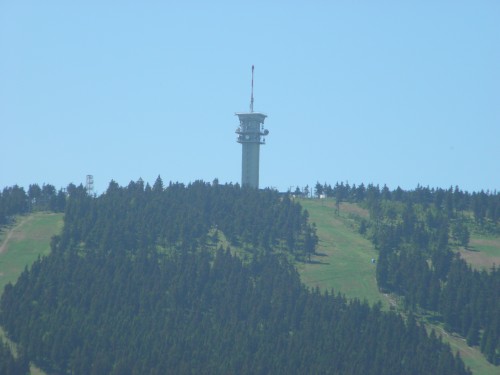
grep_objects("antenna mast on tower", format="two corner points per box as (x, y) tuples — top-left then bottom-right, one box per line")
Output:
(250, 65), (254, 113)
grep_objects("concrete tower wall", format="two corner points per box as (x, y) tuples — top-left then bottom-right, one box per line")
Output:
(235, 112), (268, 189)
(241, 142), (260, 188)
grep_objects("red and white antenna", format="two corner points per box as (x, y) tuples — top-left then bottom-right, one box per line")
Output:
(250, 65), (254, 113)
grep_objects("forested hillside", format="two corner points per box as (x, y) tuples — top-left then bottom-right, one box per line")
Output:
(0, 179), (471, 375)
(314, 182), (500, 365)
(59, 178), (317, 259)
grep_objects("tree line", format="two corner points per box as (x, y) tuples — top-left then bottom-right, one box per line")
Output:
(313, 181), (500, 231)
(60, 178), (318, 260)
(0, 183), (67, 226)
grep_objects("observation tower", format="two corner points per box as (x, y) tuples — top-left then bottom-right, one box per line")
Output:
(235, 66), (269, 189)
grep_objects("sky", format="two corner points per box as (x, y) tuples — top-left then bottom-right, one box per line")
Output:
(1, 1), (499, 194)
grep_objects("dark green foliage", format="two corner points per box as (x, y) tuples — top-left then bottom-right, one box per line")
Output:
(0, 341), (29, 375)
(0, 185), (29, 225)
(1, 247), (471, 375)
(451, 220), (470, 248)
(0, 179), (471, 374)
(466, 319), (480, 347)
(60, 180), (317, 259)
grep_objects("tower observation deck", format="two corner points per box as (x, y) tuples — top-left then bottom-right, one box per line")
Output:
(235, 66), (269, 189)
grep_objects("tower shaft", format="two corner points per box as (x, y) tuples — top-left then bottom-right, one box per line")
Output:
(241, 142), (260, 188)
(236, 112), (268, 189)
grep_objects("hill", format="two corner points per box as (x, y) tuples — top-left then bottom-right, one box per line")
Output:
(3, 181), (499, 374)
(3, 199), (495, 374)
(0, 181), (470, 375)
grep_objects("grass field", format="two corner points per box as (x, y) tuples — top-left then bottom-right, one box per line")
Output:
(297, 199), (386, 307)
(0, 212), (64, 293)
(458, 233), (500, 272)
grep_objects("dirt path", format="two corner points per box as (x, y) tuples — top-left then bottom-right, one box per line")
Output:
(0, 216), (32, 254)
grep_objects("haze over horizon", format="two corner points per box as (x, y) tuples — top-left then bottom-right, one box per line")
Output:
(1, 2), (499, 194)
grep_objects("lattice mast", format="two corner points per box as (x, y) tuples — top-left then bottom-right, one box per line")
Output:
(85, 175), (94, 196)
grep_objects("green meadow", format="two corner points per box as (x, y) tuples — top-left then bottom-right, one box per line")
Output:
(297, 199), (385, 307)
(0, 212), (64, 293)
(458, 232), (500, 272)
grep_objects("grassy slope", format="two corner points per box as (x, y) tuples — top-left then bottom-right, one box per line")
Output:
(0, 212), (64, 292)
(0, 212), (63, 375)
(297, 199), (385, 307)
(458, 233), (500, 272)
(298, 198), (499, 375)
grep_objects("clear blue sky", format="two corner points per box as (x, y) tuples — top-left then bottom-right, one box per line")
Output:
(1, 2), (499, 194)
